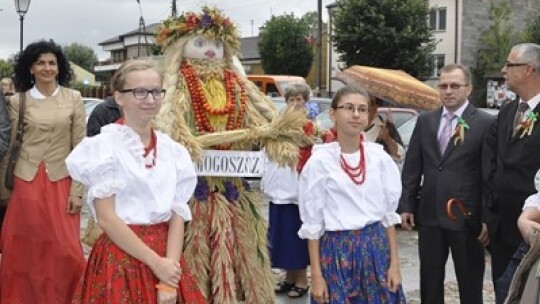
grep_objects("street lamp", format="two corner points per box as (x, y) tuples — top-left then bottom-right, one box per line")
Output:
(14, 0), (31, 53)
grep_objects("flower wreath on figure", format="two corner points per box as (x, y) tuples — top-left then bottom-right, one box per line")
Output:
(156, 6), (240, 50)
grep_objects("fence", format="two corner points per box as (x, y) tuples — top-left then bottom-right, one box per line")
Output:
(73, 84), (110, 99)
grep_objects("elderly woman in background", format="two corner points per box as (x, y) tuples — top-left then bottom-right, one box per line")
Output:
(0, 40), (86, 304)
(1, 78), (14, 99)
(262, 83), (312, 299)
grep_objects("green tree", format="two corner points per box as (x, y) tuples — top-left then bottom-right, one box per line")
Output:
(333, 0), (437, 79)
(521, 15), (540, 44)
(0, 59), (14, 79)
(301, 11), (327, 34)
(472, 0), (515, 106)
(63, 43), (98, 72)
(258, 14), (314, 77)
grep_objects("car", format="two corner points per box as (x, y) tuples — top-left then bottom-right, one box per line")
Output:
(271, 96), (332, 114)
(82, 97), (103, 122)
(315, 107), (418, 131)
(248, 75), (307, 97)
(397, 107), (499, 151)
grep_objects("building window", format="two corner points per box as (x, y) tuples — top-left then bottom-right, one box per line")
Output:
(428, 7), (447, 31)
(432, 54), (445, 77)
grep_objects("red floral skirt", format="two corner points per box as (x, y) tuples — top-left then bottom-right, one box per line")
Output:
(0, 164), (85, 304)
(74, 222), (207, 304)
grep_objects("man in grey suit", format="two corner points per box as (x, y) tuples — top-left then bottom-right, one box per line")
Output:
(399, 64), (494, 303)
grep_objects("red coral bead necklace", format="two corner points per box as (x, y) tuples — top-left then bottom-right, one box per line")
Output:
(339, 134), (366, 185)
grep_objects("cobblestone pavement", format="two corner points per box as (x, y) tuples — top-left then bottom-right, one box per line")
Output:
(79, 189), (496, 304)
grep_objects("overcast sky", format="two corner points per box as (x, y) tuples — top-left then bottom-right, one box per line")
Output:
(0, 0), (335, 61)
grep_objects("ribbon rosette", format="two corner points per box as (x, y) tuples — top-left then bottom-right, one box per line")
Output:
(520, 111), (539, 138)
(452, 116), (470, 145)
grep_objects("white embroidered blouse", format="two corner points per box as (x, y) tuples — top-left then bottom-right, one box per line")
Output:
(298, 141), (402, 240)
(65, 124), (197, 225)
(260, 153), (300, 205)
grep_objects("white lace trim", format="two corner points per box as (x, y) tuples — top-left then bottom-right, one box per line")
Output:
(101, 124), (155, 168)
(171, 203), (192, 221)
(381, 212), (402, 228)
(89, 178), (126, 200)
(298, 223), (325, 240)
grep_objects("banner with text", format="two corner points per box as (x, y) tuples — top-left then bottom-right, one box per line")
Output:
(195, 150), (265, 177)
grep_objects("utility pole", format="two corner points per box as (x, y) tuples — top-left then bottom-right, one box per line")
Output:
(171, 0), (177, 18)
(136, 0), (149, 57)
(316, 0), (322, 96)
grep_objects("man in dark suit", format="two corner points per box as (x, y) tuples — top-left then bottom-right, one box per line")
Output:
(399, 64), (494, 304)
(484, 43), (540, 304)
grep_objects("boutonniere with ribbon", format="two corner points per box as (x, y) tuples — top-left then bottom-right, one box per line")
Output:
(520, 111), (539, 138)
(452, 116), (470, 145)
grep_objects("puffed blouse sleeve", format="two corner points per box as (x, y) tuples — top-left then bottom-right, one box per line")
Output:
(298, 155), (327, 240)
(65, 136), (126, 213)
(171, 143), (197, 221)
(379, 153), (402, 227)
(523, 169), (540, 210)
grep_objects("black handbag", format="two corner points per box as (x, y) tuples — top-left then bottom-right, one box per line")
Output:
(4, 92), (26, 190)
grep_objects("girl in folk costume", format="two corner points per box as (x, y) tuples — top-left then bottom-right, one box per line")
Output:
(154, 6), (308, 303)
(66, 60), (206, 304)
(298, 85), (406, 304)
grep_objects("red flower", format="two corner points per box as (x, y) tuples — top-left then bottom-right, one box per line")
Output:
(186, 14), (200, 28)
(303, 121), (315, 136)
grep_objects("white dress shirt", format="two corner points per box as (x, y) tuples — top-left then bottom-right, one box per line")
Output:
(66, 124), (196, 224)
(260, 153), (299, 205)
(520, 93), (540, 119)
(298, 141), (402, 240)
(437, 101), (469, 138)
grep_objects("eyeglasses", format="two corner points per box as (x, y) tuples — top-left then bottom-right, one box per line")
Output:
(335, 104), (368, 114)
(120, 88), (166, 100)
(437, 83), (469, 90)
(504, 61), (529, 68)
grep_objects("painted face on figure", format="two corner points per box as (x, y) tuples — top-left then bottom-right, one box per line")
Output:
(330, 93), (370, 137)
(438, 69), (472, 112)
(30, 53), (59, 86)
(115, 69), (163, 124)
(286, 94), (307, 110)
(184, 36), (224, 60)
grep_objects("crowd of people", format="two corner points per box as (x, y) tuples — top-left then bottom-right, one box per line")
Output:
(0, 7), (539, 303)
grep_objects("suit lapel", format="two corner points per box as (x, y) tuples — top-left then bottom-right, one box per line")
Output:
(439, 105), (476, 164)
(508, 101), (524, 143)
(430, 108), (443, 157)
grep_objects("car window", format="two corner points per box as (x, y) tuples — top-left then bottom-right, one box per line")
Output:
(267, 84), (280, 97)
(397, 116), (418, 150)
(378, 109), (417, 127)
(83, 98), (103, 122)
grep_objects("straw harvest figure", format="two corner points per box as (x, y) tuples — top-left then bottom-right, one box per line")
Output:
(154, 6), (309, 303)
